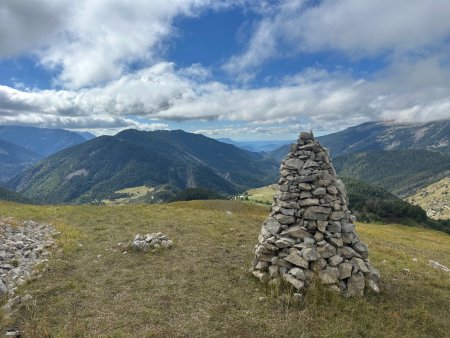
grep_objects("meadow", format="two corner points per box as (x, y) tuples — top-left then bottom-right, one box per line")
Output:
(0, 200), (449, 337)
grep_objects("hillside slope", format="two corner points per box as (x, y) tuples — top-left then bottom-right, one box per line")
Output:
(268, 119), (450, 162)
(0, 200), (449, 337)
(0, 187), (31, 203)
(407, 177), (450, 220)
(333, 149), (450, 196)
(8, 129), (278, 203)
(0, 125), (87, 156)
(0, 138), (42, 182)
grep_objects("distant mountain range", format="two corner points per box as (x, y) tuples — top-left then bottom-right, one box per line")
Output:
(2, 120), (449, 204)
(8, 129), (278, 204)
(268, 120), (450, 162)
(0, 138), (42, 182)
(0, 125), (89, 157)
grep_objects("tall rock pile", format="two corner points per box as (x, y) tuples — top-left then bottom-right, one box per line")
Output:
(251, 132), (380, 296)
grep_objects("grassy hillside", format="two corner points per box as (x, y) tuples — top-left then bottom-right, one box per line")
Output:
(246, 184), (277, 204)
(9, 130), (278, 204)
(333, 149), (450, 196)
(407, 177), (450, 220)
(0, 200), (449, 337)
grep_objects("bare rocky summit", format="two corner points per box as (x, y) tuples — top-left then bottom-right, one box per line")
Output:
(251, 132), (380, 296)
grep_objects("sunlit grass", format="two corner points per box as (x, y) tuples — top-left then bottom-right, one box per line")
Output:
(0, 200), (449, 337)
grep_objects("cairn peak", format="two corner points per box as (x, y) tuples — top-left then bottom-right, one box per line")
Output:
(251, 131), (380, 296)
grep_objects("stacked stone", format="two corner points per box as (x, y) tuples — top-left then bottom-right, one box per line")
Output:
(251, 132), (380, 297)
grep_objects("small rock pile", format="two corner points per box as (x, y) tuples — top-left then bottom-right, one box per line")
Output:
(251, 132), (380, 297)
(1, 218), (57, 303)
(132, 232), (173, 251)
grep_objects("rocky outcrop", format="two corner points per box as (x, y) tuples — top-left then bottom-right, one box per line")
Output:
(251, 132), (380, 296)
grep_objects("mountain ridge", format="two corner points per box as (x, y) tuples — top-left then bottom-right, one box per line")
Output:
(0, 125), (88, 157)
(8, 129), (278, 204)
(268, 119), (450, 161)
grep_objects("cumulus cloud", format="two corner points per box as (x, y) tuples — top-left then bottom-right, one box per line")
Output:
(225, 0), (450, 74)
(0, 0), (242, 88)
(0, 0), (449, 137)
(0, 58), (449, 135)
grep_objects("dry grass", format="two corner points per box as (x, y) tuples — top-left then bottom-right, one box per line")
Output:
(0, 200), (449, 337)
(406, 177), (450, 219)
(246, 185), (277, 204)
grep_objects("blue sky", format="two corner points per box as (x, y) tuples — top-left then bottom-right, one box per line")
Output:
(0, 0), (449, 139)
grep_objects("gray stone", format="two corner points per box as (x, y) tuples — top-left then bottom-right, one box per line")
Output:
(341, 232), (354, 244)
(338, 263), (353, 279)
(275, 237), (296, 248)
(285, 252), (309, 269)
(317, 243), (336, 259)
(301, 247), (320, 261)
(132, 239), (149, 251)
(346, 272), (365, 297)
(328, 237), (343, 247)
(304, 206), (331, 221)
(326, 185), (338, 195)
(299, 191), (313, 199)
(369, 266), (381, 282)
(264, 218), (281, 235)
(341, 222), (355, 233)
(311, 258), (327, 272)
(340, 246), (358, 259)
(281, 226), (312, 239)
(328, 255), (344, 267)
(299, 198), (320, 207)
(351, 257), (369, 274)
(353, 241), (369, 259)
(317, 221), (328, 232)
(366, 279), (380, 294)
(269, 265), (279, 278)
(283, 273), (305, 290)
(312, 187), (326, 196)
(319, 267), (339, 285)
(303, 159), (319, 168)
(327, 221), (341, 233)
(275, 214), (296, 225)
(284, 158), (304, 169)
(289, 267), (306, 280)
(329, 211), (346, 221)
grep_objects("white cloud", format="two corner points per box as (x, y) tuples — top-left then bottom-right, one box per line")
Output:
(0, 59), (448, 135)
(0, 0), (242, 88)
(225, 0), (450, 74)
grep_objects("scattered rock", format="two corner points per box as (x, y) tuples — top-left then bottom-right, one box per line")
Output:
(428, 260), (450, 273)
(0, 218), (56, 308)
(132, 233), (173, 251)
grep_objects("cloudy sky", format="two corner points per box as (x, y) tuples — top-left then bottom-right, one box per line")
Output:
(1, 0), (450, 139)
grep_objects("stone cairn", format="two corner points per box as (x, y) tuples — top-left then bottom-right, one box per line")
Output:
(251, 132), (380, 296)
